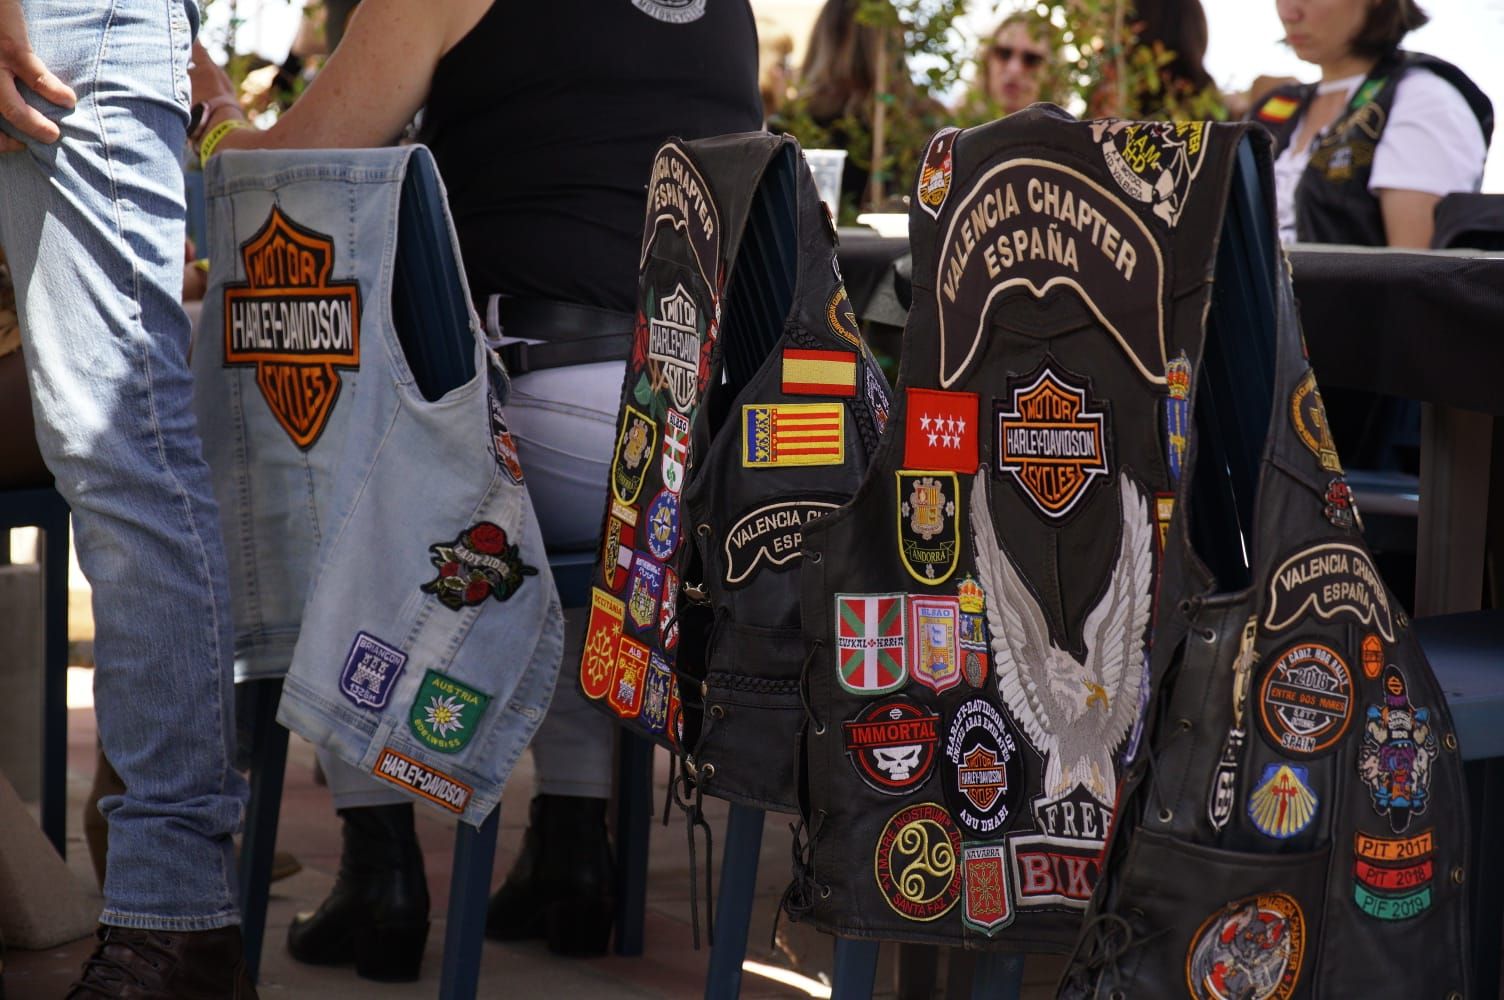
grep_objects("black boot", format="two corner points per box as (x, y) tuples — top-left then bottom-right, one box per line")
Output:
(68, 925), (258, 999)
(286, 804), (430, 981)
(485, 794), (615, 956)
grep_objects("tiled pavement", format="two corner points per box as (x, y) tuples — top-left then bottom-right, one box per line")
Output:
(5, 694), (1065, 999)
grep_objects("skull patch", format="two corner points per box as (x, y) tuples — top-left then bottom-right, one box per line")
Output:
(843, 697), (941, 795)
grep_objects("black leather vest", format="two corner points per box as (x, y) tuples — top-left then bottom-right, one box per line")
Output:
(793, 106), (1239, 949)
(1252, 50), (1492, 246)
(1056, 127), (1470, 995)
(577, 134), (892, 813)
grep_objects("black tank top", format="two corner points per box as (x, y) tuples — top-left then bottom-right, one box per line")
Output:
(420, 0), (763, 311)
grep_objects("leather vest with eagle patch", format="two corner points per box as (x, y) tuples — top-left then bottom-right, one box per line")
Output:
(578, 133), (891, 813)
(1049, 130), (1470, 994)
(791, 106), (1236, 949)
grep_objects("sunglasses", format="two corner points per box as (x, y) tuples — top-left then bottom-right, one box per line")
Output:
(990, 44), (1046, 70)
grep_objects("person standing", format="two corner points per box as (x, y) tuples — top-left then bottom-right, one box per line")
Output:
(190, 0), (761, 976)
(0, 1), (254, 996)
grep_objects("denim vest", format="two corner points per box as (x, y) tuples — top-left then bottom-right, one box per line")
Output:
(195, 147), (562, 826)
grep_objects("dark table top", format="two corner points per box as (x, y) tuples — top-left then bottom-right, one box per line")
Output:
(835, 231), (1504, 417)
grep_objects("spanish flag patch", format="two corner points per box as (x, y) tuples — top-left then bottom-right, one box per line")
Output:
(743, 403), (846, 468)
(781, 348), (858, 397)
(1258, 95), (1299, 124)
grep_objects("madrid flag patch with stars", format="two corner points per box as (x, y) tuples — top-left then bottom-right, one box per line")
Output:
(904, 387), (979, 473)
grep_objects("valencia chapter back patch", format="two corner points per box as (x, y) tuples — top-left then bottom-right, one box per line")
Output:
(223, 206), (361, 449)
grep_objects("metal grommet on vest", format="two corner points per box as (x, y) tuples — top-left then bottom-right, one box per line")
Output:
(1444, 732), (1459, 752)
(709, 704), (725, 720)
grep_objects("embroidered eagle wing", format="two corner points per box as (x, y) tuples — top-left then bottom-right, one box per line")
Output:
(1080, 474), (1154, 753)
(969, 471), (1061, 754)
(971, 470), (1154, 798)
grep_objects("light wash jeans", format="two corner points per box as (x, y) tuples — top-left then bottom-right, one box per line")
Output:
(319, 356), (624, 808)
(0, 0), (245, 929)
(505, 360), (622, 799)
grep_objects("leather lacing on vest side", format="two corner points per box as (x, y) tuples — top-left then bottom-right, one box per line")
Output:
(774, 638), (829, 938)
(1059, 597), (1202, 998)
(668, 765), (716, 949)
(774, 809), (826, 936)
(796, 638), (825, 737)
(660, 599), (718, 949)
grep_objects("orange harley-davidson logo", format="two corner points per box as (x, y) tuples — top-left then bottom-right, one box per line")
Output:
(995, 361), (1110, 520)
(223, 206), (361, 449)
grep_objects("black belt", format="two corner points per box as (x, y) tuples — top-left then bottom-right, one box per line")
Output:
(491, 297), (634, 375)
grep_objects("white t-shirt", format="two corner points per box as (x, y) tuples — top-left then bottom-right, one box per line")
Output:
(1272, 67), (1488, 244)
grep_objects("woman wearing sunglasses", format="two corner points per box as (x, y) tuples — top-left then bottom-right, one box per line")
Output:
(982, 13), (1056, 117)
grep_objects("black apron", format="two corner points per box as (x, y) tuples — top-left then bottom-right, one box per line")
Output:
(578, 133), (892, 813)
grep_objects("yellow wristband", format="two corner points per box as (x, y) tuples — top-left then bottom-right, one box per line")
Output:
(199, 118), (252, 168)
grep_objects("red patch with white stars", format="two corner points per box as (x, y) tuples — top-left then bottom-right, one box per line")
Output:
(903, 388), (979, 473)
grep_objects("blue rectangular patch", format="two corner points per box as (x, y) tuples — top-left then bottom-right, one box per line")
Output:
(627, 557), (664, 634)
(339, 632), (408, 710)
(642, 652), (672, 735)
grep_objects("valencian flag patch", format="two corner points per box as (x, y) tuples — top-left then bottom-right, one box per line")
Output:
(743, 403), (845, 467)
(904, 387), (979, 473)
(222, 206), (361, 449)
(836, 593), (907, 695)
(782, 348), (858, 397)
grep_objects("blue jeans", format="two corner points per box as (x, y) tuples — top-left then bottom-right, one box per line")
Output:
(0, 0), (245, 930)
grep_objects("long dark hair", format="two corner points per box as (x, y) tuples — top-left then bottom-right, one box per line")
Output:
(1131, 0), (1214, 94)
(799, 0), (914, 122)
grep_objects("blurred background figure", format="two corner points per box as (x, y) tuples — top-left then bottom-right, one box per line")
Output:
(1251, 0), (1490, 249)
(759, 27), (796, 121)
(785, 0), (945, 213)
(1088, 0), (1225, 120)
(1127, 0), (1222, 117)
(982, 11), (1055, 114)
(957, 9), (1060, 121)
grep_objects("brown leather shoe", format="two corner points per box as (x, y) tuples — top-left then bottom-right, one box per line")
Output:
(67, 924), (258, 999)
